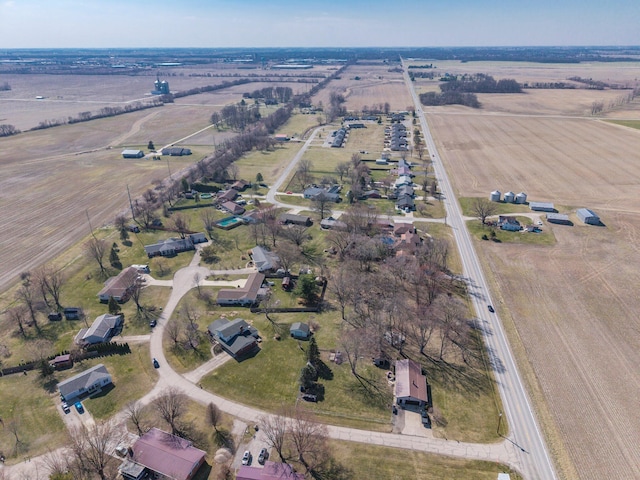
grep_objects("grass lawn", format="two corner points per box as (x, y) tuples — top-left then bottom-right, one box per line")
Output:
(163, 289), (214, 374)
(606, 119), (640, 130)
(201, 311), (393, 431)
(74, 343), (157, 420)
(329, 440), (522, 480)
(458, 197), (531, 217)
(467, 220), (556, 246)
(0, 372), (67, 463)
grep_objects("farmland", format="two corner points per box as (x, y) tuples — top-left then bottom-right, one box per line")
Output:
(427, 60), (640, 479)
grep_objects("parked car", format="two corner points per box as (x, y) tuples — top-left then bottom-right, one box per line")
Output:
(149, 319), (157, 328)
(302, 393), (317, 402)
(48, 312), (62, 321)
(258, 448), (268, 464)
(115, 445), (128, 457)
(153, 358), (160, 368)
(74, 402), (84, 414)
(241, 451), (251, 465)
(488, 305), (495, 313)
(62, 402), (70, 414)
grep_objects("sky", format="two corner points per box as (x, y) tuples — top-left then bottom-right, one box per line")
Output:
(0, 0), (638, 48)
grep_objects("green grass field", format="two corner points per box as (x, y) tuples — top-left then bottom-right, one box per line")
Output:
(606, 119), (640, 130)
(330, 440), (522, 480)
(467, 220), (556, 246)
(458, 197), (531, 217)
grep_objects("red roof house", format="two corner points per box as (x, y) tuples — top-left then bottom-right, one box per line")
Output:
(121, 428), (206, 480)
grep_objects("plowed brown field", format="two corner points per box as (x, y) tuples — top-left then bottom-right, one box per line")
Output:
(430, 111), (640, 479)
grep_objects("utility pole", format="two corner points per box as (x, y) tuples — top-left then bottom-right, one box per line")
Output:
(127, 184), (136, 222)
(85, 209), (97, 240)
(166, 158), (172, 179)
(497, 412), (503, 436)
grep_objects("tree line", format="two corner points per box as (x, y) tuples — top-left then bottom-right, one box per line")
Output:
(439, 73), (522, 94)
(242, 86), (293, 104)
(419, 91), (480, 108)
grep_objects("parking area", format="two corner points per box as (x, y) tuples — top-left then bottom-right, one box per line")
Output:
(233, 426), (271, 469)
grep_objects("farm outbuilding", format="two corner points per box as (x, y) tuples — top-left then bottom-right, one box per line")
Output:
(546, 213), (571, 225)
(529, 201), (555, 212)
(490, 190), (501, 202)
(161, 147), (192, 156)
(577, 208), (600, 225)
(515, 192), (528, 204)
(122, 149), (144, 158)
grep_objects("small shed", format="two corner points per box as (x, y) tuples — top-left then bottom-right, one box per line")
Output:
(577, 208), (600, 225)
(50, 354), (73, 370)
(290, 322), (311, 340)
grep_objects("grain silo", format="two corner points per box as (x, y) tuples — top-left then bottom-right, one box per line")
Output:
(504, 191), (515, 203)
(515, 192), (527, 204)
(490, 190), (501, 202)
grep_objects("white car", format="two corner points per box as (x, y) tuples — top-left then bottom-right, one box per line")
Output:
(537, 221), (543, 225)
(241, 450), (251, 465)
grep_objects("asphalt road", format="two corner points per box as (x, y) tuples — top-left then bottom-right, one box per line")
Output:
(402, 61), (557, 480)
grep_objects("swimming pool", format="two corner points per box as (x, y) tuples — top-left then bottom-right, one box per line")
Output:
(216, 216), (245, 229)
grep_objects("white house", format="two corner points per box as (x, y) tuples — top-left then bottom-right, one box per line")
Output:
(75, 313), (123, 345)
(57, 364), (112, 402)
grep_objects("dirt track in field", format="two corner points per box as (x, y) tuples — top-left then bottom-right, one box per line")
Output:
(429, 109), (640, 479)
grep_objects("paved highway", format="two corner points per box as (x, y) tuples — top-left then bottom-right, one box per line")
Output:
(402, 62), (557, 480)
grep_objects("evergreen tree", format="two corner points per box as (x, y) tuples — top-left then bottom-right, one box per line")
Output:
(108, 296), (121, 315)
(307, 336), (320, 367)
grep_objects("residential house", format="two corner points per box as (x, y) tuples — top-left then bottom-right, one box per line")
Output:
(216, 272), (266, 306)
(144, 233), (207, 258)
(97, 266), (140, 303)
(75, 313), (123, 345)
(394, 176), (413, 188)
(397, 230), (422, 252)
(216, 188), (239, 203)
(119, 428), (206, 480)
(498, 216), (521, 231)
(303, 187), (340, 203)
(290, 322), (311, 340)
(57, 363), (112, 402)
(360, 189), (382, 199)
(251, 246), (280, 272)
(221, 201), (245, 216)
(393, 222), (416, 237)
(396, 185), (415, 198)
(395, 359), (428, 409)
(279, 213), (313, 226)
(396, 195), (415, 212)
(320, 217), (347, 230)
(208, 318), (260, 358)
(231, 179), (251, 191)
(237, 461), (304, 480)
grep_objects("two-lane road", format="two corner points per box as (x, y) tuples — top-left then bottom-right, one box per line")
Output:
(402, 61), (557, 480)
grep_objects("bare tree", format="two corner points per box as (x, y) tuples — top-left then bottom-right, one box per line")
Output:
(471, 197), (498, 226)
(165, 319), (182, 347)
(200, 209), (217, 238)
(6, 417), (26, 456)
(311, 192), (332, 220)
(153, 387), (187, 435)
(15, 272), (39, 331)
(290, 408), (329, 474)
(6, 305), (28, 338)
(68, 421), (124, 480)
(205, 402), (222, 433)
(133, 199), (158, 229)
(34, 264), (66, 311)
(334, 162), (351, 183)
(281, 224), (309, 247)
(260, 410), (289, 463)
(226, 162), (240, 181)
(172, 214), (190, 239)
(124, 401), (149, 437)
(84, 237), (108, 276)
(295, 159), (314, 190)
(434, 295), (467, 360)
